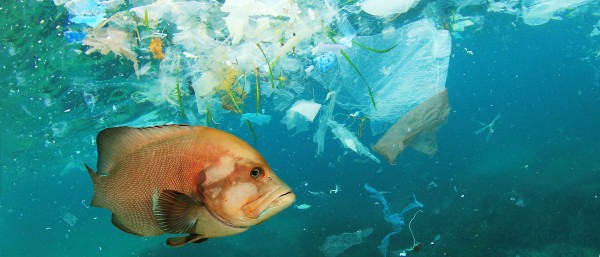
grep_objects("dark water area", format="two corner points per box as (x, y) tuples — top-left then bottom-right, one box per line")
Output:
(1, 0), (600, 257)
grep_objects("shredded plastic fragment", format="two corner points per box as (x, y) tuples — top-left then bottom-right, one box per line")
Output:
(364, 184), (423, 257)
(522, 0), (594, 26)
(328, 120), (380, 163)
(361, 0), (421, 17)
(319, 227), (374, 257)
(241, 113), (271, 126)
(282, 100), (322, 134)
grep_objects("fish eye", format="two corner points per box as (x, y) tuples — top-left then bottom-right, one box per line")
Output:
(250, 167), (264, 180)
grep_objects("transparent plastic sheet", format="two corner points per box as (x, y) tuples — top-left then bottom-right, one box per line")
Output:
(337, 19), (451, 135)
(240, 113), (271, 126)
(373, 89), (450, 164)
(522, 0), (594, 26)
(313, 92), (337, 156)
(327, 120), (380, 163)
(360, 0), (421, 17)
(281, 100), (322, 134)
(319, 228), (374, 257)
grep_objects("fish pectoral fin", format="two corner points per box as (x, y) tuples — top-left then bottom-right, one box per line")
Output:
(166, 234), (207, 247)
(154, 189), (202, 234)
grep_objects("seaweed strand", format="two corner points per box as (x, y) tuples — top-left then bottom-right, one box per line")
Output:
(256, 43), (275, 89)
(174, 56), (188, 121)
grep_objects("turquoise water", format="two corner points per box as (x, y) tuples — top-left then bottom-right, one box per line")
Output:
(1, 0), (600, 256)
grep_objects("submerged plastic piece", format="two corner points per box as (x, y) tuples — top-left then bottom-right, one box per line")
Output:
(364, 184), (423, 257)
(282, 100), (322, 134)
(522, 0), (594, 26)
(319, 228), (374, 257)
(337, 16), (357, 47)
(487, 0), (520, 15)
(373, 89), (450, 164)
(327, 120), (380, 163)
(241, 113), (271, 126)
(61, 211), (78, 226)
(313, 52), (338, 72)
(64, 31), (87, 44)
(361, 0), (421, 17)
(590, 20), (600, 37)
(70, 13), (105, 27)
(83, 28), (139, 75)
(337, 19), (451, 135)
(313, 92), (337, 156)
(220, 0), (290, 44)
(449, 14), (483, 32)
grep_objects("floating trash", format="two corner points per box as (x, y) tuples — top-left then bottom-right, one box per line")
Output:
(62, 211), (78, 226)
(319, 228), (374, 257)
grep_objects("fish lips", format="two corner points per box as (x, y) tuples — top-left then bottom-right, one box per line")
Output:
(242, 186), (295, 222)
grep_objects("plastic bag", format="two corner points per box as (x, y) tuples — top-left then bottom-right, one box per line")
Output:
(337, 19), (451, 135)
(373, 89), (450, 164)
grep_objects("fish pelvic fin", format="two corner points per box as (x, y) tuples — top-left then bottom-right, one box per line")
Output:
(166, 234), (207, 247)
(154, 189), (203, 234)
(111, 214), (142, 236)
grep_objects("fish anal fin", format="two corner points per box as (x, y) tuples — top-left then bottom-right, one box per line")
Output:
(112, 214), (142, 236)
(96, 125), (195, 175)
(166, 234), (206, 247)
(154, 189), (202, 234)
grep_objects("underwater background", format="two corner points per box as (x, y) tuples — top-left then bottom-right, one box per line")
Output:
(1, 0), (600, 256)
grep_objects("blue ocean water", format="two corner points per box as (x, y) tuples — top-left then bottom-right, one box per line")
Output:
(1, 0), (600, 256)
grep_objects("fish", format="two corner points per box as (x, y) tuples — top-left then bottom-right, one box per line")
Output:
(294, 204), (311, 210)
(84, 125), (295, 247)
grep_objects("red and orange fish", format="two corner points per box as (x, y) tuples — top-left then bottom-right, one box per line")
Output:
(85, 125), (295, 246)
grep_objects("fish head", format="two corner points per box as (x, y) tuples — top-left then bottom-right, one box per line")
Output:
(197, 149), (295, 228)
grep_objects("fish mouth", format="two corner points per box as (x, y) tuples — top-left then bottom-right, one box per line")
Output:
(242, 186), (295, 220)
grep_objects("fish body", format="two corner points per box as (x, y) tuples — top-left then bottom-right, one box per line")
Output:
(85, 125), (295, 246)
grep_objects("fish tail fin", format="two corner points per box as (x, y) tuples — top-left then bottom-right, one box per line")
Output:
(84, 163), (102, 207)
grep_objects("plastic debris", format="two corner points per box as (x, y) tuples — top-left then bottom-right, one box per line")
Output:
(319, 228), (374, 257)
(474, 113), (501, 142)
(373, 89), (450, 164)
(313, 92), (337, 156)
(240, 113), (271, 126)
(282, 100), (322, 134)
(61, 211), (78, 226)
(487, 0), (520, 15)
(522, 0), (594, 26)
(64, 31), (87, 44)
(337, 19), (451, 135)
(83, 28), (139, 75)
(327, 120), (380, 163)
(337, 16), (357, 47)
(590, 20), (600, 37)
(364, 184), (423, 257)
(361, 0), (421, 17)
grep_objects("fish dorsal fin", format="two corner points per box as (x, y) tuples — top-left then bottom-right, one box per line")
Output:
(96, 125), (195, 175)
(154, 189), (203, 234)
